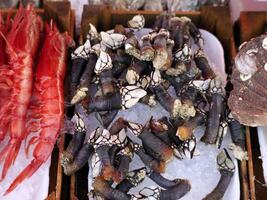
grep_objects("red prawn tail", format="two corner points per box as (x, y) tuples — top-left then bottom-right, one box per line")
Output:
(0, 139), (21, 181)
(4, 138), (55, 195)
(25, 136), (38, 157)
(4, 158), (43, 195)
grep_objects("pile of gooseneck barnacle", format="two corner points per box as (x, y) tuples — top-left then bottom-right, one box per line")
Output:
(62, 13), (245, 199)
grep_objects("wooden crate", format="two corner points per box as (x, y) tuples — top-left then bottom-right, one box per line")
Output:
(235, 11), (267, 200)
(0, 1), (74, 200)
(67, 5), (250, 200)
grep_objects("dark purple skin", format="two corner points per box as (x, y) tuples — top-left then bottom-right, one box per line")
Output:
(116, 167), (146, 193)
(152, 84), (175, 115)
(148, 170), (183, 189)
(111, 50), (132, 78)
(97, 110), (119, 129)
(187, 20), (202, 46)
(159, 179), (191, 200)
(203, 149), (235, 200)
(116, 154), (132, 182)
(109, 145), (120, 166)
(160, 117), (184, 148)
(151, 129), (172, 146)
(162, 73), (189, 97)
(203, 171), (233, 200)
(138, 126), (173, 162)
(115, 179), (134, 193)
(150, 118), (172, 145)
(133, 143), (166, 173)
(140, 35), (154, 55)
(194, 52), (215, 80)
(70, 58), (87, 96)
(62, 128), (86, 164)
(201, 93), (224, 144)
(88, 83), (99, 100)
(79, 53), (97, 84)
(183, 112), (206, 130)
(153, 32), (168, 50)
(169, 19), (185, 51)
(95, 145), (115, 181)
(99, 68), (116, 96)
(228, 118), (246, 150)
(180, 85), (205, 105)
(129, 60), (148, 77)
(93, 177), (131, 200)
(109, 117), (127, 135)
(63, 143), (94, 175)
(125, 31), (138, 48)
(88, 92), (122, 112)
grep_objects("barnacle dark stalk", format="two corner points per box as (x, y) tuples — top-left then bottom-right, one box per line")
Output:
(203, 149), (235, 200)
(88, 92), (122, 112)
(88, 86), (146, 112)
(169, 17), (186, 51)
(187, 19), (203, 48)
(135, 179), (191, 200)
(70, 40), (92, 97)
(147, 169), (184, 189)
(96, 110), (119, 129)
(228, 116), (248, 161)
(125, 31), (141, 60)
(109, 117), (128, 135)
(116, 167), (146, 193)
(176, 112), (206, 141)
(152, 84), (196, 120)
(62, 128), (101, 175)
(71, 53), (97, 104)
(159, 179), (191, 199)
(70, 58), (87, 97)
(93, 176), (131, 200)
(140, 93), (157, 107)
(150, 117), (171, 145)
(139, 34), (155, 61)
(111, 50), (132, 78)
(194, 49), (216, 80)
(99, 68), (115, 95)
(127, 120), (174, 162)
(152, 29), (170, 70)
(115, 145), (134, 183)
(132, 142), (166, 173)
(126, 60), (148, 84)
(201, 78), (225, 144)
(61, 113), (86, 166)
(201, 93), (225, 144)
(95, 145), (115, 181)
(63, 142), (94, 176)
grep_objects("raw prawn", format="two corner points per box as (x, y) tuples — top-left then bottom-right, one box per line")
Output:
(4, 21), (71, 195)
(0, 13), (11, 116)
(0, 5), (43, 179)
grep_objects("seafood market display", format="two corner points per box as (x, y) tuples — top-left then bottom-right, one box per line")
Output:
(0, 5), (71, 195)
(63, 13), (241, 199)
(228, 33), (267, 126)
